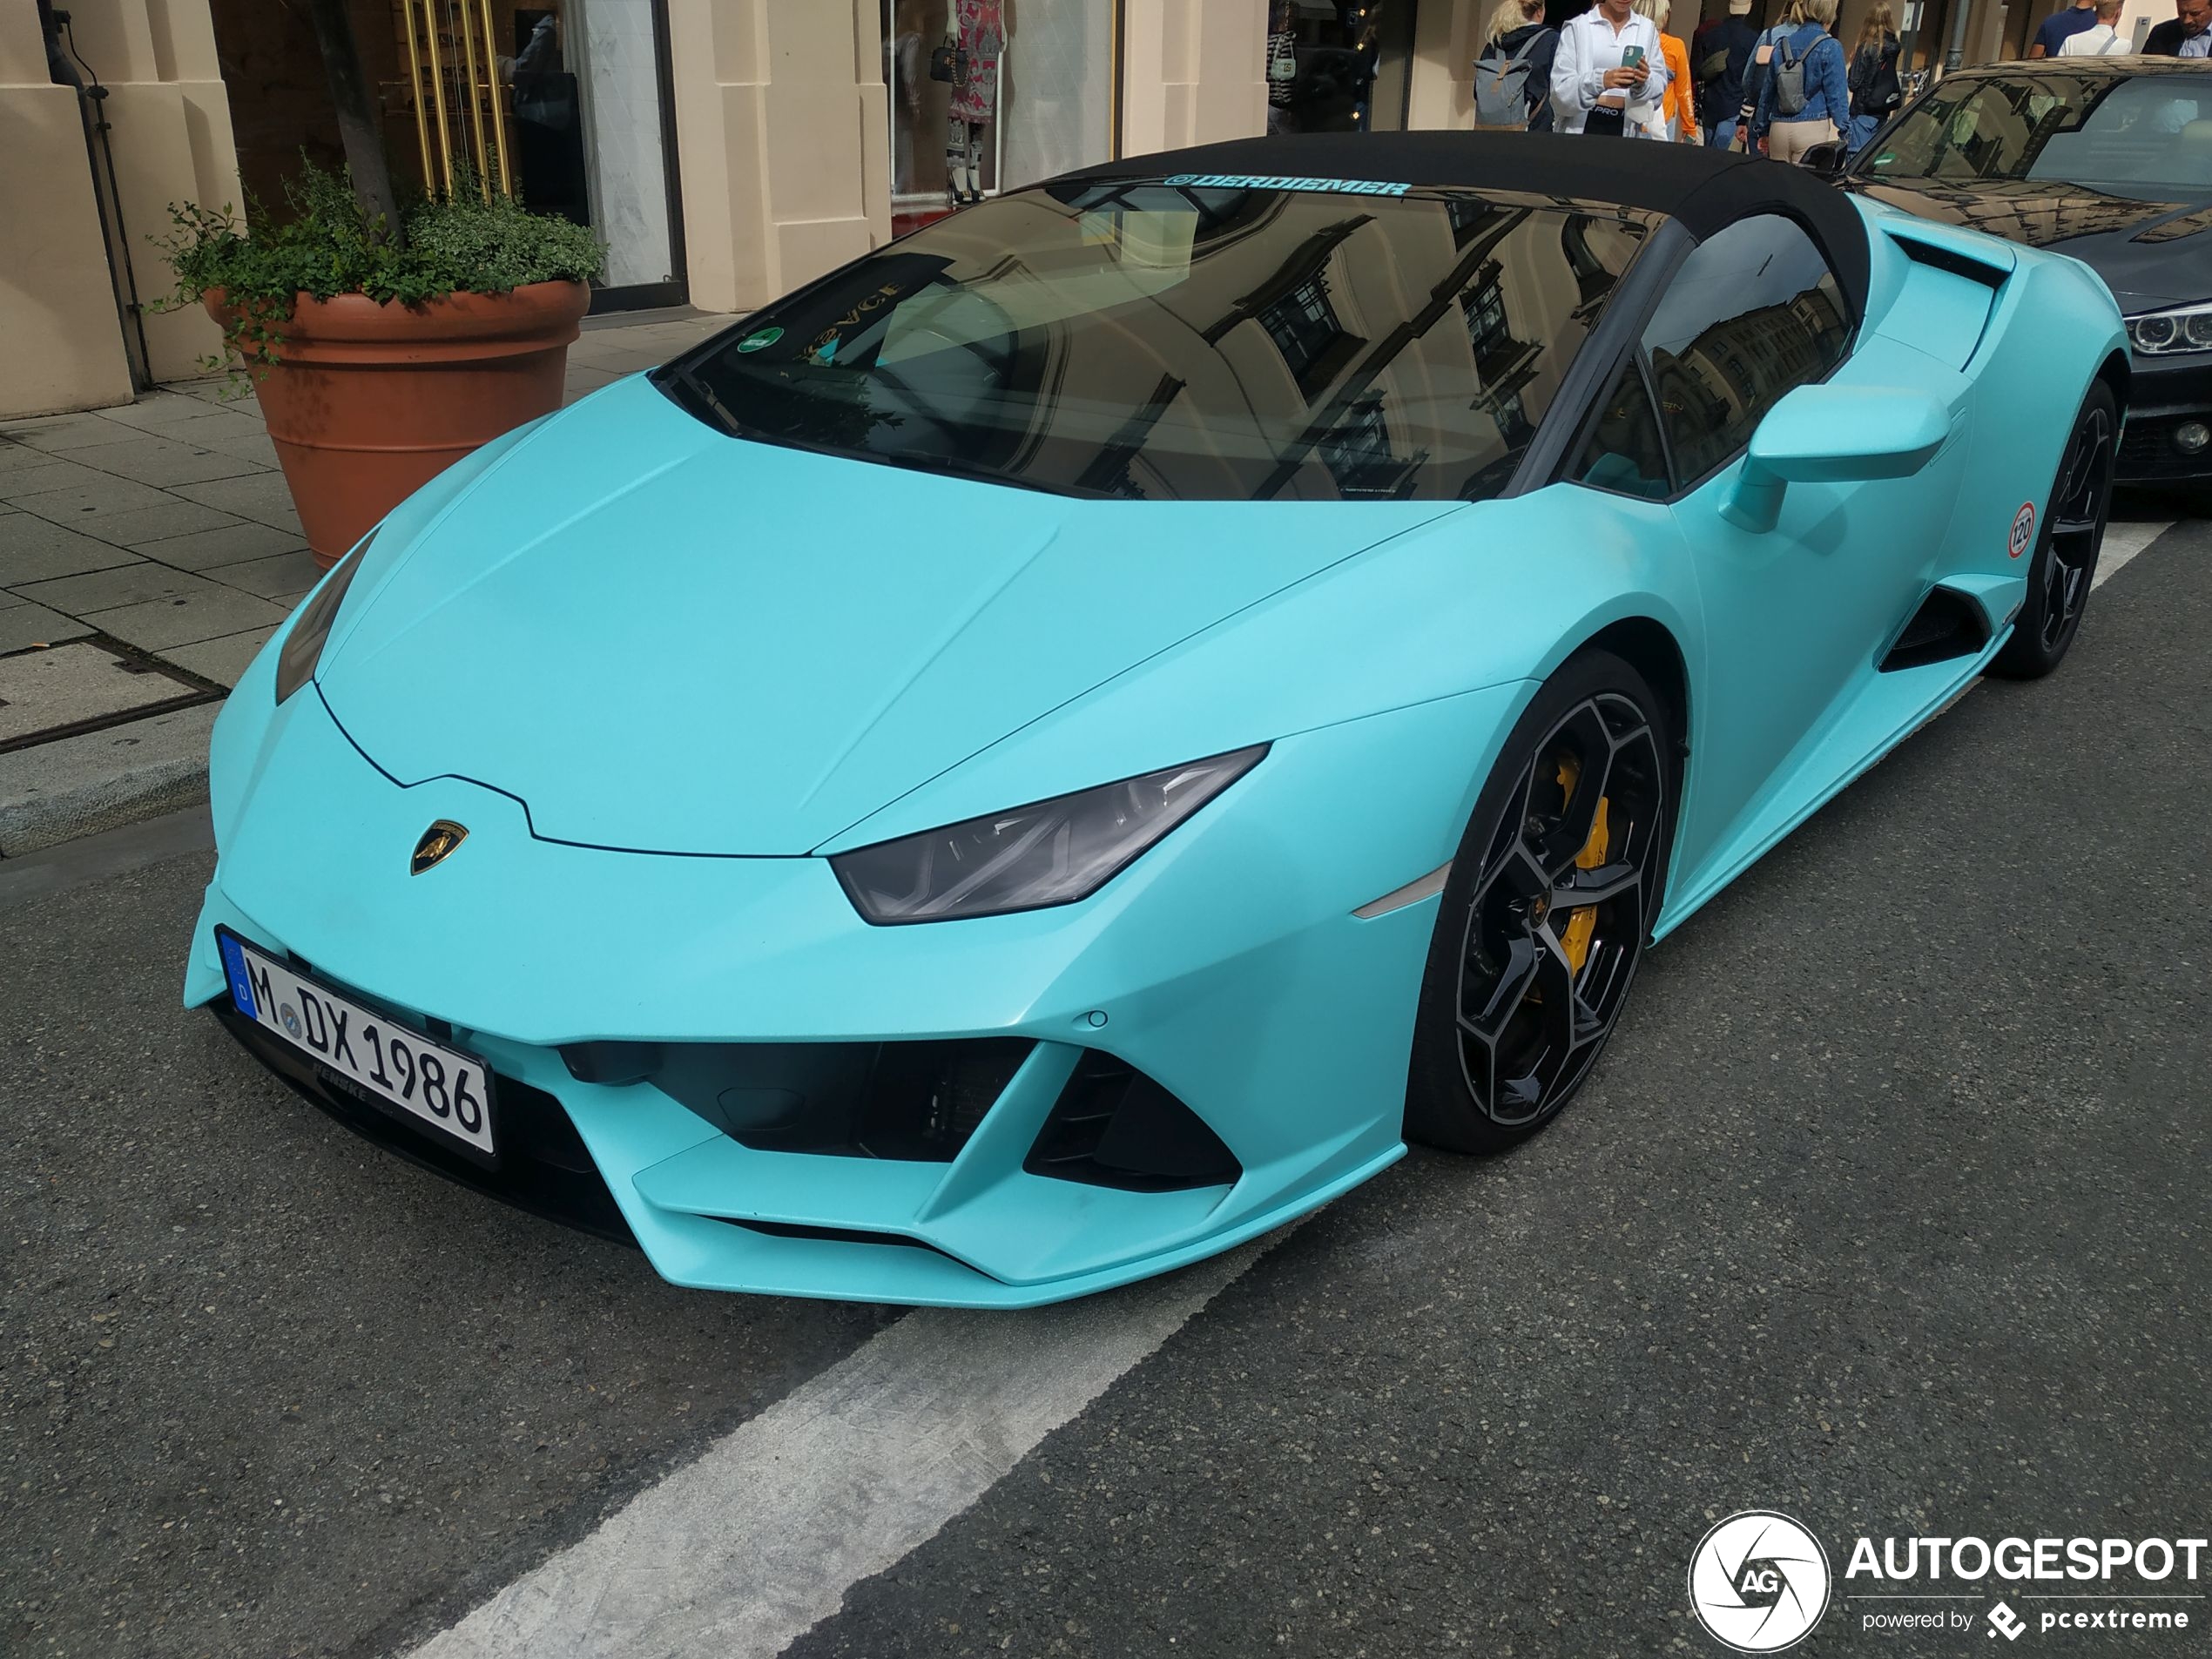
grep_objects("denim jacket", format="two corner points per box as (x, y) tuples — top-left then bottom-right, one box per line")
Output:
(1753, 23), (1849, 136)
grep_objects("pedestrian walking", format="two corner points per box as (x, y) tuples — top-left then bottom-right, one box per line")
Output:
(1844, 3), (1901, 156)
(1698, 0), (1758, 151)
(2058, 0), (2134, 52)
(1552, 0), (1669, 137)
(2029, 0), (2103, 56)
(1474, 0), (1559, 132)
(1634, 0), (1701, 141)
(1751, 0), (1850, 165)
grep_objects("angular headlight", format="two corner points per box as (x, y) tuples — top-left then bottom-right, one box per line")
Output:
(830, 745), (1268, 925)
(273, 531), (372, 705)
(2126, 301), (2212, 358)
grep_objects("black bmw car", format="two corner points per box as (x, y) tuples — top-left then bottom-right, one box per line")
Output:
(1824, 59), (2212, 488)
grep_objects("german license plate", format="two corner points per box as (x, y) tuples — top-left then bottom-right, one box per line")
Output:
(217, 929), (495, 1157)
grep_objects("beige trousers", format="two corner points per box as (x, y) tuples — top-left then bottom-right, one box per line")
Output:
(1767, 117), (1838, 164)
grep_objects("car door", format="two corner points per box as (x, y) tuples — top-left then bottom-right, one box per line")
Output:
(1618, 214), (1947, 880)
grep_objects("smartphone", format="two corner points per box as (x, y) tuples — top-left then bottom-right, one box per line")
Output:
(1622, 44), (1646, 68)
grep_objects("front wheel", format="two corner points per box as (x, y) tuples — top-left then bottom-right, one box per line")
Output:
(1405, 651), (1676, 1155)
(1989, 381), (2116, 680)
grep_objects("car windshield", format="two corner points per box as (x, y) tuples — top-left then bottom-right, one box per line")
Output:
(662, 181), (1654, 501)
(1858, 71), (2212, 200)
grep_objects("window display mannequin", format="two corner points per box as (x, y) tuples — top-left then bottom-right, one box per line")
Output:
(944, 0), (1007, 206)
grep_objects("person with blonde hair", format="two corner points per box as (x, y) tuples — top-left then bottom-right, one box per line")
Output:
(1474, 0), (1558, 130)
(1633, 0), (1699, 140)
(1751, 0), (1850, 164)
(1845, 0), (1901, 152)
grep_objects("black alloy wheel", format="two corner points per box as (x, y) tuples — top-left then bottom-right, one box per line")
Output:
(1990, 381), (2116, 680)
(1406, 651), (1676, 1154)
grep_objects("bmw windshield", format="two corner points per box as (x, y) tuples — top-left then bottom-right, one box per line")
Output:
(1858, 71), (2212, 202)
(658, 180), (1655, 502)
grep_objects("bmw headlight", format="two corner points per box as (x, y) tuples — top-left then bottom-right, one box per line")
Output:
(830, 746), (1268, 924)
(2126, 301), (2212, 357)
(273, 530), (373, 705)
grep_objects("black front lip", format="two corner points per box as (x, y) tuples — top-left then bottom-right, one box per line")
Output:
(209, 1001), (637, 1246)
(2121, 351), (2212, 484)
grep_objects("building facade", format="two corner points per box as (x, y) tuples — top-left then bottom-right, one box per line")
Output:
(6, 0), (2057, 423)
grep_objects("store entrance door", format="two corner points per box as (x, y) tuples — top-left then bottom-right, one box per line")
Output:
(1266, 0), (1420, 134)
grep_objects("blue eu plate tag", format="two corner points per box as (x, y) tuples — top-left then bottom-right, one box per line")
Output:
(219, 932), (258, 1019)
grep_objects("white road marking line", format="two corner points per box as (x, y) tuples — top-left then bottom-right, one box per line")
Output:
(409, 514), (2180, 1659)
(2093, 518), (2168, 590)
(407, 1235), (1285, 1659)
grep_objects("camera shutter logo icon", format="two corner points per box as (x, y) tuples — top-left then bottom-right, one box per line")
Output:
(1688, 1511), (1831, 1653)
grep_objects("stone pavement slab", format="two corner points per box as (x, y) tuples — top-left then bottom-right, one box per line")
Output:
(172, 473), (305, 531)
(62, 433), (269, 488)
(0, 640), (197, 744)
(0, 604), (96, 653)
(0, 516), (142, 585)
(11, 474), (188, 524)
(163, 624), (280, 688)
(15, 562), (217, 614)
(201, 548), (320, 598)
(126, 521), (305, 570)
(88, 586), (293, 651)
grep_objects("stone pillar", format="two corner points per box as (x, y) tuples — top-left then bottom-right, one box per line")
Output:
(1407, 0), (1482, 131)
(0, 10), (136, 415)
(50, 0), (243, 387)
(1119, 0), (1266, 158)
(663, 0), (891, 314)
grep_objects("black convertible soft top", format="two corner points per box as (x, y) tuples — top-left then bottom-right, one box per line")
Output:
(1065, 131), (1872, 320)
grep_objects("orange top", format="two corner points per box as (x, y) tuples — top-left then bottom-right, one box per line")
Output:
(1658, 31), (1696, 139)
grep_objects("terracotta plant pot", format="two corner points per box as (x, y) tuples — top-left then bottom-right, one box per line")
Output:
(207, 281), (591, 569)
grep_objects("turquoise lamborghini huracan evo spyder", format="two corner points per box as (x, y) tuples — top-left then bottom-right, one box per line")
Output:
(188, 133), (2125, 1305)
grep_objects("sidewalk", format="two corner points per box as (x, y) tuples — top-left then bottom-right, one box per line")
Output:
(0, 307), (728, 853)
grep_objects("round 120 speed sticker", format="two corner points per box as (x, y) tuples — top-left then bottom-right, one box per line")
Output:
(2007, 502), (2036, 560)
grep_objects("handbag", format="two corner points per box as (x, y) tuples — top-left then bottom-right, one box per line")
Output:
(929, 44), (968, 85)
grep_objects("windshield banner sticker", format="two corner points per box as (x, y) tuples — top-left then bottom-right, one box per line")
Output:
(1163, 172), (1413, 197)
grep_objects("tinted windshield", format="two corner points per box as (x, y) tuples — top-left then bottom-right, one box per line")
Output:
(663, 182), (1653, 501)
(1860, 71), (2212, 199)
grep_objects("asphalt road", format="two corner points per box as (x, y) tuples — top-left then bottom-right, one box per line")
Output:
(4, 506), (2208, 1657)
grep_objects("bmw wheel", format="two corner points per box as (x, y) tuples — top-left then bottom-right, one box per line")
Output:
(1989, 381), (2116, 681)
(1406, 651), (1676, 1155)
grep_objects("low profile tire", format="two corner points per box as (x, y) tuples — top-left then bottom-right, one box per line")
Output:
(1405, 651), (1677, 1155)
(1989, 380), (2117, 681)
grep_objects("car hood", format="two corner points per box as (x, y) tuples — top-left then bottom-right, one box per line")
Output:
(316, 375), (1456, 855)
(1850, 178), (2212, 312)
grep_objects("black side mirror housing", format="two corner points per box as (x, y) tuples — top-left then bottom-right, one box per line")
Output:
(1797, 139), (1850, 178)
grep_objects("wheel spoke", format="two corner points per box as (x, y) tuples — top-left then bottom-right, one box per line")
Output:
(1460, 934), (1541, 1038)
(1552, 860), (1640, 909)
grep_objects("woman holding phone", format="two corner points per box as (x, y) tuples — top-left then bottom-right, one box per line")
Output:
(1552, 0), (1669, 137)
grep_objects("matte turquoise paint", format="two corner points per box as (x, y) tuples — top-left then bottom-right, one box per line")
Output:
(187, 195), (2126, 1305)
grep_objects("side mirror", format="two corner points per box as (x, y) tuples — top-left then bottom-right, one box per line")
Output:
(1798, 138), (1851, 178)
(1719, 384), (1951, 533)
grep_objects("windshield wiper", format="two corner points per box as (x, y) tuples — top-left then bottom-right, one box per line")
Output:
(660, 362), (743, 437)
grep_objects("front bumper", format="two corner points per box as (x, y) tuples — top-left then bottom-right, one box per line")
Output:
(188, 649), (1526, 1306)
(2119, 351), (2212, 486)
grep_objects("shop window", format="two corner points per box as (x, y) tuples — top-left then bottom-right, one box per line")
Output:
(887, 0), (1123, 233)
(1267, 0), (1420, 134)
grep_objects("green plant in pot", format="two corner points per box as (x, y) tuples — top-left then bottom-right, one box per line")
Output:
(154, 0), (604, 570)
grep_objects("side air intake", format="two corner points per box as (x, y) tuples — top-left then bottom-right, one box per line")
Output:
(1879, 585), (1992, 672)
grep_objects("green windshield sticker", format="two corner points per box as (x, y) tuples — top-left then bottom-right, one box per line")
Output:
(1163, 172), (1413, 198)
(735, 326), (784, 353)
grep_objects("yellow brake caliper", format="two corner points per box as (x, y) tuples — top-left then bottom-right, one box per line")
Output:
(1553, 754), (1611, 976)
